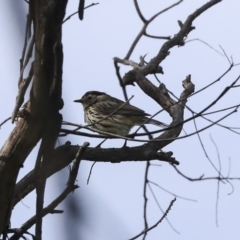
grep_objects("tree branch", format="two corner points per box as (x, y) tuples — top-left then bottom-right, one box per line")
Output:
(129, 198), (176, 240)
(0, 0), (67, 235)
(9, 142), (89, 240)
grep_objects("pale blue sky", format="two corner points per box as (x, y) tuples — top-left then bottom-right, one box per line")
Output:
(0, 1), (240, 240)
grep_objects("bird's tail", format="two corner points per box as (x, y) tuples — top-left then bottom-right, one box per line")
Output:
(145, 118), (168, 128)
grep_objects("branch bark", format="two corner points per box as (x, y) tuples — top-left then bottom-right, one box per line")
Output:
(9, 142), (89, 240)
(0, 0), (221, 237)
(14, 75), (194, 206)
(0, 0), (67, 235)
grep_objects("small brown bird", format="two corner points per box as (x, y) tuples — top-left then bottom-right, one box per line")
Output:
(74, 91), (167, 136)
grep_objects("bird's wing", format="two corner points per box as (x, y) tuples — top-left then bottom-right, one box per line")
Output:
(94, 101), (150, 117)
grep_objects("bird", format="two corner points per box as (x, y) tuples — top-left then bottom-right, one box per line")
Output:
(74, 91), (168, 136)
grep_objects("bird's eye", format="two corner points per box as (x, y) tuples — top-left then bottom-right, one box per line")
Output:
(87, 96), (92, 100)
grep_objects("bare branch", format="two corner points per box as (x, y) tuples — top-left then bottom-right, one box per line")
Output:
(10, 142), (89, 240)
(0, 0), (67, 234)
(125, 0), (183, 60)
(147, 183), (179, 234)
(144, 33), (171, 40)
(63, 2), (99, 24)
(18, 36), (34, 86)
(149, 180), (197, 202)
(172, 165), (240, 182)
(148, 0), (183, 23)
(185, 38), (224, 56)
(133, 0), (147, 23)
(129, 198), (177, 240)
(142, 161), (151, 239)
(210, 135), (221, 227)
(13, 142), (178, 207)
(12, 62), (34, 123)
(113, 61), (129, 101)
(87, 161), (96, 184)
(20, 12), (32, 70)
(125, 0), (222, 75)
(0, 117), (11, 128)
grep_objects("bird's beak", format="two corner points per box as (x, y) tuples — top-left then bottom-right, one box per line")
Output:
(74, 99), (83, 103)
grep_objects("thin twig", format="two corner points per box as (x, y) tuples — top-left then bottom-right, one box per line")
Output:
(185, 38), (224, 56)
(18, 36), (34, 86)
(192, 113), (224, 182)
(20, 12), (32, 70)
(168, 87), (240, 134)
(191, 62), (234, 97)
(133, 0), (147, 23)
(210, 135), (221, 227)
(87, 161), (96, 184)
(219, 45), (231, 65)
(0, 117), (11, 128)
(129, 198), (177, 240)
(12, 62), (34, 123)
(148, 180), (197, 202)
(125, 0), (183, 59)
(141, 126), (154, 239)
(172, 165), (240, 182)
(63, 3), (99, 23)
(202, 104), (240, 116)
(142, 161), (150, 240)
(113, 60), (129, 101)
(61, 105), (239, 143)
(144, 33), (171, 40)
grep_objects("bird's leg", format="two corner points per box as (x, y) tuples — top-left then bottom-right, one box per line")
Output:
(95, 138), (107, 148)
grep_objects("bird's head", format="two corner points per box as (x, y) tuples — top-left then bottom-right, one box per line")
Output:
(74, 91), (106, 109)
